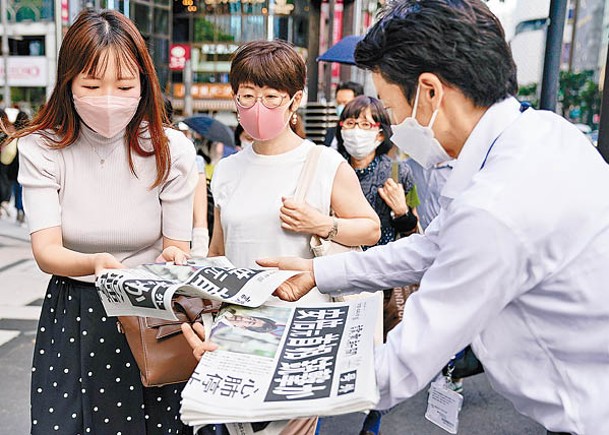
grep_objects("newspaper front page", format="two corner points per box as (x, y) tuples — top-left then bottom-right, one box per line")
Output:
(95, 257), (301, 321)
(180, 296), (380, 426)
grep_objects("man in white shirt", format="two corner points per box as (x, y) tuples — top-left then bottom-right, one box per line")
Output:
(259, 1), (609, 433)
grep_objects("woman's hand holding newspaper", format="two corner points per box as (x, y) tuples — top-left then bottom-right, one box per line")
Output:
(181, 323), (218, 361)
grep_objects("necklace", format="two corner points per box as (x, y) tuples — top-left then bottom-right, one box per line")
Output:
(86, 140), (122, 166)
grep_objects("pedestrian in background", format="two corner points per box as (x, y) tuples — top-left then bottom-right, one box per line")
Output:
(324, 81), (364, 149)
(0, 110), (14, 216)
(262, 1), (609, 433)
(14, 9), (197, 434)
(185, 39), (380, 435)
(337, 95), (418, 247)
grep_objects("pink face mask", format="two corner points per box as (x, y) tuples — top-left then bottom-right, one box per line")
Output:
(73, 94), (141, 138)
(236, 96), (295, 141)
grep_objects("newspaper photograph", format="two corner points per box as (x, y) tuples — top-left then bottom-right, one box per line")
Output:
(180, 296), (380, 426)
(95, 257), (302, 321)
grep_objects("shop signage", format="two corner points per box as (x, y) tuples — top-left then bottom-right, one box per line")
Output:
(170, 44), (191, 71)
(0, 56), (47, 87)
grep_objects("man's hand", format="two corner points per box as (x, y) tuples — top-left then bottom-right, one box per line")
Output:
(181, 322), (218, 361)
(256, 257), (316, 302)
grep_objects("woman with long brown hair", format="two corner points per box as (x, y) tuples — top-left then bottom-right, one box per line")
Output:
(16, 9), (197, 434)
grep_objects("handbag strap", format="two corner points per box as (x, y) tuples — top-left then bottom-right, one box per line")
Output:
(294, 145), (324, 202)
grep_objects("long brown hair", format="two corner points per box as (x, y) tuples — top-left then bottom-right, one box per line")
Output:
(14, 9), (171, 187)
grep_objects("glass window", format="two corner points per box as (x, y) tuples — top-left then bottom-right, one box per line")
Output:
(9, 36), (45, 55)
(193, 17), (236, 43)
(173, 16), (190, 42)
(242, 15), (266, 41)
(153, 7), (169, 35)
(10, 0), (53, 22)
(133, 3), (151, 35)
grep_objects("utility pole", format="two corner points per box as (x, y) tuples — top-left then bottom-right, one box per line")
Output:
(54, 0), (62, 56)
(568, 0), (579, 72)
(1, 0), (10, 107)
(540, 0), (568, 111)
(306, 1), (321, 102)
(323, 0), (335, 102)
(184, 59), (193, 117)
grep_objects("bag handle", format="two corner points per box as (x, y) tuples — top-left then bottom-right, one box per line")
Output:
(294, 145), (324, 202)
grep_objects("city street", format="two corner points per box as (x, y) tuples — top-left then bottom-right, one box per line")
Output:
(0, 215), (544, 434)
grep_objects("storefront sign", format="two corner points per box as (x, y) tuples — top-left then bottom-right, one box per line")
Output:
(0, 56), (47, 87)
(170, 44), (191, 71)
(173, 83), (233, 100)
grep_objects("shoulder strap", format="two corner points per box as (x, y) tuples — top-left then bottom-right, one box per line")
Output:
(294, 145), (324, 202)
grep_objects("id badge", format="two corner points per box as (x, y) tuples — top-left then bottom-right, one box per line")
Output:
(425, 378), (463, 434)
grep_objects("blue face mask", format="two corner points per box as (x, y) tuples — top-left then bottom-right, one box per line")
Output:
(336, 104), (345, 117)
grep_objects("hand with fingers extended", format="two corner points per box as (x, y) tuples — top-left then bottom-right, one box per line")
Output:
(256, 257), (316, 302)
(279, 197), (333, 236)
(181, 322), (218, 361)
(156, 246), (191, 265)
(378, 178), (408, 217)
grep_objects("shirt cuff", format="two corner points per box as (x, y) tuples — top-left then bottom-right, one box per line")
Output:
(313, 255), (351, 295)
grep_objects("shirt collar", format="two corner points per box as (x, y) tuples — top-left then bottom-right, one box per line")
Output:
(441, 96), (522, 201)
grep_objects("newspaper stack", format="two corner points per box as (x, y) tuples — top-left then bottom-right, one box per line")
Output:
(95, 257), (301, 320)
(180, 297), (380, 427)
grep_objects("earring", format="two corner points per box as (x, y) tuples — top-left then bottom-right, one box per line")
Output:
(237, 113), (241, 123)
(291, 113), (298, 125)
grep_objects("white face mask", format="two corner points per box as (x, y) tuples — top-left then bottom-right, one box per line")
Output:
(390, 84), (451, 169)
(341, 128), (380, 159)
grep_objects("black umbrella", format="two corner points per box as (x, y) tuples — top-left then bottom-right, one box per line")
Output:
(316, 35), (364, 65)
(182, 115), (235, 147)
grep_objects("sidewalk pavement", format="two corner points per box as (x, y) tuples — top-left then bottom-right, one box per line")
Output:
(0, 214), (48, 434)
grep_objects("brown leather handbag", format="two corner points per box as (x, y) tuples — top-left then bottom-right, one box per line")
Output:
(117, 295), (221, 387)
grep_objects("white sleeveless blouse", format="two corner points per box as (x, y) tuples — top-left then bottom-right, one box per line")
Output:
(211, 140), (345, 303)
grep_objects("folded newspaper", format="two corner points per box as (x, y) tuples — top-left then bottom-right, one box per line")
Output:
(180, 297), (380, 426)
(95, 257), (301, 321)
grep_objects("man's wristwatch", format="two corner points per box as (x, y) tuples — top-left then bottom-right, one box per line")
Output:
(323, 217), (339, 241)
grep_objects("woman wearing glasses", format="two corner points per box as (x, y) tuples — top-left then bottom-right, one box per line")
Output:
(336, 96), (418, 435)
(337, 96), (418, 248)
(198, 40), (380, 434)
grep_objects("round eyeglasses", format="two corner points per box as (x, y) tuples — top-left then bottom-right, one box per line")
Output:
(339, 119), (381, 130)
(235, 93), (290, 109)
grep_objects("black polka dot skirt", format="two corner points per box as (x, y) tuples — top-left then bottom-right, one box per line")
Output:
(30, 276), (193, 435)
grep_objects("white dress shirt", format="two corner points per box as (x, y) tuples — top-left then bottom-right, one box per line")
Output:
(313, 97), (609, 433)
